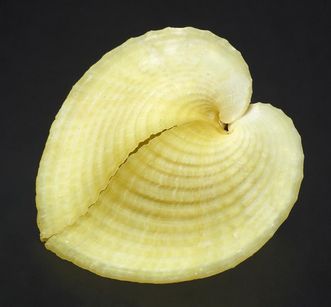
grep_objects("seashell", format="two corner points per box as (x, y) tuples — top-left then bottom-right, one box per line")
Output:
(36, 27), (304, 283)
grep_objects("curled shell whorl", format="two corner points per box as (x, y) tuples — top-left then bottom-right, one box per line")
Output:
(36, 27), (303, 283)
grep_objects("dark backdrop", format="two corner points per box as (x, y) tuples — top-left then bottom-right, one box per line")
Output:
(2, 1), (330, 306)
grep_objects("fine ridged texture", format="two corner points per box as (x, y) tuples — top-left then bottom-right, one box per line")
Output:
(36, 27), (304, 283)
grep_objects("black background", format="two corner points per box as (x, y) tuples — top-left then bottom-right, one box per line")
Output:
(2, 1), (331, 306)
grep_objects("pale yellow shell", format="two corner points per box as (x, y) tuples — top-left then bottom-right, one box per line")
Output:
(36, 27), (304, 283)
